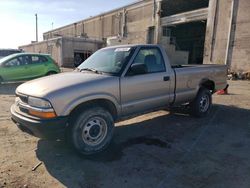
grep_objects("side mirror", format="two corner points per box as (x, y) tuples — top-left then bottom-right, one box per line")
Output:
(130, 63), (147, 75)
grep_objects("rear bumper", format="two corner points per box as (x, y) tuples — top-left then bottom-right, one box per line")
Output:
(11, 105), (68, 140)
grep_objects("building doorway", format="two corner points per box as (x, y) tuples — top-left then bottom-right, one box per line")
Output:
(160, 0), (209, 64)
(74, 51), (92, 67)
(166, 21), (207, 64)
(147, 26), (155, 44)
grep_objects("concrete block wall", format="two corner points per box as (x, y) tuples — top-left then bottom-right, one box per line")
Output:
(43, 1), (155, 45)
(24, 0), (250, 71)
(125, 3), (154, 44)
(19, 37), (103, 67)
(230, 0), (250, 72)
(204, 0), (250, 72)
(204, 0), (233, 65)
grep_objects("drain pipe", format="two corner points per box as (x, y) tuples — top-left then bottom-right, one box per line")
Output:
(153, 0), (156, 18)
(224, 0), (235, 66)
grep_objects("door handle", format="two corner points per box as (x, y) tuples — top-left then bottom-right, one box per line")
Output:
(163, 76), (170, 81)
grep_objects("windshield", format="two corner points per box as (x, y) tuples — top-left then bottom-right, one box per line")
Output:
(0, 55), (12, 65)
(0, 54), (17, 65)
(78, 47), (135, 75)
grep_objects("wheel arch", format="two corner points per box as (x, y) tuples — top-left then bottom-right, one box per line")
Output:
(46, 70), (58, 75)
(199, 78), (215, 93)
(68, 98), (119, 121)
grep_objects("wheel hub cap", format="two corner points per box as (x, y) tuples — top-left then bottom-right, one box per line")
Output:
(81, 117), (107, 146)
(200, 95), (209, 112)
(89, 124), (101, 138)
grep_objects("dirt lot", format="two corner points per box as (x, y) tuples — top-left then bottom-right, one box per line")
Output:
(0, 81), (250, 188)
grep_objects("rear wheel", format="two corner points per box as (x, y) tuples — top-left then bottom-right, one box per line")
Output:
(190, 88), (212, 117)
(69, 107), (114, 155)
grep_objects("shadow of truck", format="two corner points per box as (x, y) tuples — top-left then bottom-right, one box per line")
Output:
(35, 104), (250, 188)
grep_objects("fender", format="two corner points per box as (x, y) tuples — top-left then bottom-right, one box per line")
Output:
(61, 92), (121, 116)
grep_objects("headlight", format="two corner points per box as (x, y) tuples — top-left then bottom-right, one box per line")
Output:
(28, 97), (52, 109)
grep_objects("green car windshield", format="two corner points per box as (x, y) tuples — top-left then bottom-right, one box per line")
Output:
(78, 47), (135, 75)
(0, 54), (16, 65)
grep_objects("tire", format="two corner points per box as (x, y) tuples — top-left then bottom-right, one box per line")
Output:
(70, 107), (114, 155)
(190, 87), (212, 117)
(46, 71), (57, 76)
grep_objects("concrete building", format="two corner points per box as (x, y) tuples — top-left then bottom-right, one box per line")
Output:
(20, 0), (250, 72)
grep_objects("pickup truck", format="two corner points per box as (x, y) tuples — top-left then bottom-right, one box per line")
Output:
(11, 44), (227, 155)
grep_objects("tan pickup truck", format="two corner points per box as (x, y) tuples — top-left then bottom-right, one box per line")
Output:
(11, 44), (227, 155)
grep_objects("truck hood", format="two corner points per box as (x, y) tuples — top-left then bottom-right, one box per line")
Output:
(16, 72), (113, 97)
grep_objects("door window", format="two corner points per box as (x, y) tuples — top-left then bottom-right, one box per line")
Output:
(4, 58), (21, 67)
(18, 55), (30, 65)
(129, 48), (165, 74)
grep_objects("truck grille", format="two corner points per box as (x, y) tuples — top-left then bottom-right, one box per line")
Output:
(19, 106), (29, 114)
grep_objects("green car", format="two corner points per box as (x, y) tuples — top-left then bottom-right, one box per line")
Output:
(0, 53), (60, 83)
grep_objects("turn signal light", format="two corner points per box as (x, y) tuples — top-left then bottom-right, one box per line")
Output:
(29, 109), (56, 119)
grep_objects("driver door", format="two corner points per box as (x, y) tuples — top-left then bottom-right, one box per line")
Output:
(120, 47), (171, 116)
(1, 57), (27, 81)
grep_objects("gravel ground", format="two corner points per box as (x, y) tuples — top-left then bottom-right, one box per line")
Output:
(0, 80), (249, 188)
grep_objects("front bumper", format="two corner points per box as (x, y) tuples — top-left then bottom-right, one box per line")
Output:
(11, 105), (68, 140)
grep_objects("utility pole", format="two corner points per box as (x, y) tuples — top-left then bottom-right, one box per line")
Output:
(35, 13), (38, 42)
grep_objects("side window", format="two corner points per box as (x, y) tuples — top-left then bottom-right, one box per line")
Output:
(4, 58), (21, 67)
(31, 56), (40, 63)
(130, 48), (165, 74)
(30, 55), (47, 64)
(18, 55), (30, 65)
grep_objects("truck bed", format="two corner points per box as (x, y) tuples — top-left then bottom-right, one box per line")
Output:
(171, 64), (227, 105)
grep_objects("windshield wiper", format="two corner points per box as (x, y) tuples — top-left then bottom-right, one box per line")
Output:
(79, 68), (102, 74)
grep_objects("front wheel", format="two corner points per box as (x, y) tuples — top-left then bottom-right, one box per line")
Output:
(46, 71), (57, 76)
(70, 107), (114, 155)
(190, 88), (212, 117)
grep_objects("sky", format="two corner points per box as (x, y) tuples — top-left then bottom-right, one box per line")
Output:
(0, 0), (136, 49)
